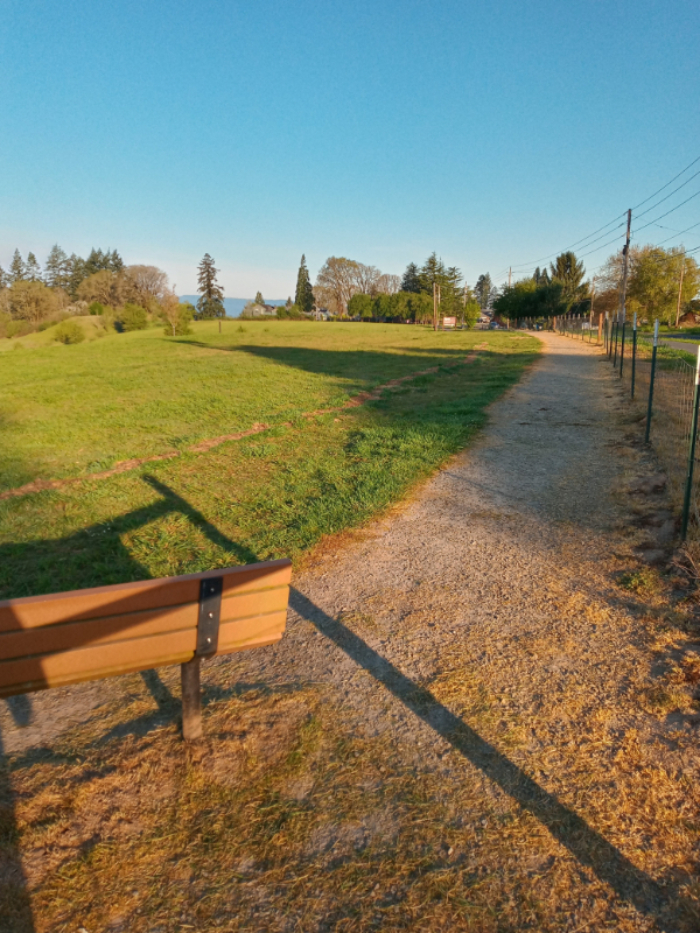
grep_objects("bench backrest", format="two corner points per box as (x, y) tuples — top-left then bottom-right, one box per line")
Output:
(0, 559), (292, 698)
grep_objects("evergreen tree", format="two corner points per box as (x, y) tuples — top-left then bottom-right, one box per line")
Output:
(401, 262), (421, 293)
(549, 251), (586, 307)
(533, 266), (550, 287)
(418, 253), (448, 293)
(67, 253), (87, 298)
(294, 255), (315, 313)
(9, 249), (26, 283)
(44, 244), (72, 289)
(83, 248), (124, 276)
(196, 253), (225, 319)
(286, 296), (293, 309)
(25, 252), (42, 282)
(254, 290), (264, 305)
(107, 249), (124, 273)
(475, 273), (495, 310)
(0, 265), (7, 289)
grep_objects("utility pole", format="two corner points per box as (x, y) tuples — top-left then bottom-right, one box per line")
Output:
(508, 267), (512, 288)
(433, 282), (440, 332)
(676, 252), (686, 328)
(619, 208), (632, 325)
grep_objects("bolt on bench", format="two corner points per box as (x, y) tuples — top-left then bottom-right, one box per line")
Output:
(0, 559), (292, 740)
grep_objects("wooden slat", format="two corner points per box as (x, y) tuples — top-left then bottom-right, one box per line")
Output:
(0, 588), (289, 662)
(0, 559), (292, 632)
(0, 609), (287, 694)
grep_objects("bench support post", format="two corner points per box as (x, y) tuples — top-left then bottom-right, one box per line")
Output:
(181, 658), (202, 741)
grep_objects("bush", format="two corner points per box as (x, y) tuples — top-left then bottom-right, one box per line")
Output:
(276, 303), (304, 320)
(53, 320), (85, 344)
(89, 301), (106, 316)
(162, 302), (194, 336)
(6, 320), (33, 338)
(115, 303), (148, 332)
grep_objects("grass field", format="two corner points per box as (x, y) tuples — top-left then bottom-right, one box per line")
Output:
(0, 321), (540, 599)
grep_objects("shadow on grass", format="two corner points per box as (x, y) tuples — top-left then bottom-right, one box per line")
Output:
(3, 471), (693, 929)
(181, 339), (492, 392)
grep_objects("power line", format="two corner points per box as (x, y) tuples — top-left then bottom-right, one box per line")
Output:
(653, 220), (700, 246)
(633, 188), (700, 235)
(502, 153), (700, 278)
(631, 153), (700, 210)
(634, 169), (700, 220)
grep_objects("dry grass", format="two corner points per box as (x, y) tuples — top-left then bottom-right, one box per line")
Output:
(4, 574), (700, 933)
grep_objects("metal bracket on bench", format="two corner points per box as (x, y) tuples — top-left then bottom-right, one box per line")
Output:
(196, 576), (223, 657)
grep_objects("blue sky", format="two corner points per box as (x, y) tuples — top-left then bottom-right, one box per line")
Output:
(1, 0), (699, 296)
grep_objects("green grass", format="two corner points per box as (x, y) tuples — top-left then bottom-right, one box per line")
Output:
(0, 322), (540, 598)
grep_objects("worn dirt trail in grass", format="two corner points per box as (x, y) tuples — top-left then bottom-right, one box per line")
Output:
(0, 352), (479, 501)
(4, 334), (699, 931)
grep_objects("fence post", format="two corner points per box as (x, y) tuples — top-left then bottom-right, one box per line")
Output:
(604, 313), (608, 353)
(645, 320), (659, 444)
(620, 321), (626, 376)
(598, 311), (603, 346)
(681, 344), (700, 540)
(631, 313), (637, 398)
(613, 321), (618, 365)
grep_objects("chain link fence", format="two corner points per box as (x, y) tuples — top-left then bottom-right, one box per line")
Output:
(558, 314), (700, 539)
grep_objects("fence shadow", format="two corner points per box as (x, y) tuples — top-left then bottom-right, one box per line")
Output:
(289, 588), (695, 932)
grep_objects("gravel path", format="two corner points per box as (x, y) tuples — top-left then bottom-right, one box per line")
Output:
(4, 332), (698, 931)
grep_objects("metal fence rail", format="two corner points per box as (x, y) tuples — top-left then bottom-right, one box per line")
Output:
(557, 313), (700, 540)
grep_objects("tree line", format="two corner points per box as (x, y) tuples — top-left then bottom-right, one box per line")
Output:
(492, 246), (700, 326)
(0, 247), (229, 340)
(303, 253), (485, 326)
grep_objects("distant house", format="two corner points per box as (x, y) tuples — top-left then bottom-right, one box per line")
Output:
(242, 301), (278, 318)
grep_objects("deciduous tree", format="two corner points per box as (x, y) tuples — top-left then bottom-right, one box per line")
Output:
(315, 257), (359, 316)
(126, 265), (169, 308)
(9, 280), (58, 323)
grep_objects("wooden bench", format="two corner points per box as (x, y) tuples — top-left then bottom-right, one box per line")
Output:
(0, 558), (292, 740)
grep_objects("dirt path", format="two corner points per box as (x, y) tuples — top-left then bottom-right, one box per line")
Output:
(3, 333), (699, 932)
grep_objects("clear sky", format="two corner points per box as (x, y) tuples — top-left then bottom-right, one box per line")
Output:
(2, 0), (699, 296)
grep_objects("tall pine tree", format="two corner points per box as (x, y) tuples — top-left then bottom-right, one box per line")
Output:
(25, 252), (42, 282)
(196, 253), (225, 319)
(44, 245), (71, 289)
(9, 249), (25, 283)
(294, 255), (315, 312)
(401, 262), (421, 293)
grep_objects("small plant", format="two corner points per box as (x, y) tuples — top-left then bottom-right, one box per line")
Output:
(618, 568), (660, 594)
(53, 320), (85, 344)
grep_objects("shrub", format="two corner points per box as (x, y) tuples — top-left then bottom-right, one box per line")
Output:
(162, 302), (193, 337)
(6, 320), (33, 338)
(89, 301), (106, 316)
(115, 303), (148, 332)
(53, 320), (85, 344)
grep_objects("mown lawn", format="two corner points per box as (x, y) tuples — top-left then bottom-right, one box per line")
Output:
(0, 322), (540, 598)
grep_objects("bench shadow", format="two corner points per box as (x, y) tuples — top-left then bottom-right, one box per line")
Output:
(2, 478), (695, 930)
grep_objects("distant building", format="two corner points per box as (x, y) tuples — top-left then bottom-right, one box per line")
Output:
(242, 301), (278, 318)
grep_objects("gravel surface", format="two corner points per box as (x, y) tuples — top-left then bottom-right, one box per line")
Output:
(3, 332), (699, 931)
